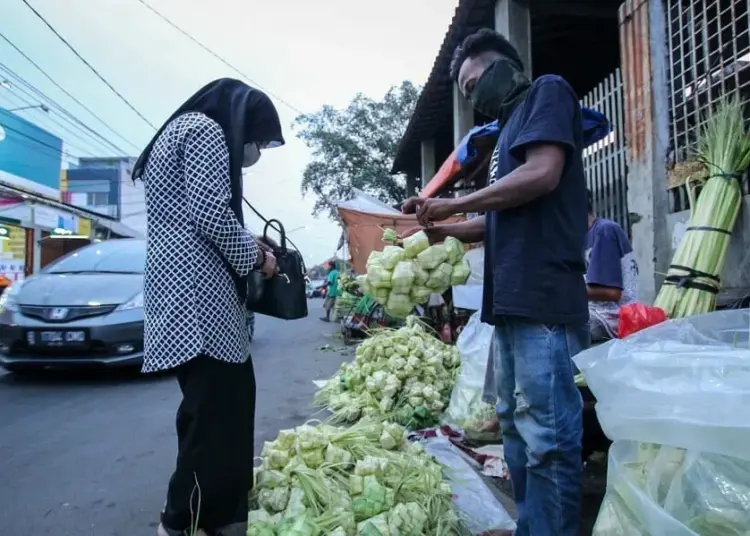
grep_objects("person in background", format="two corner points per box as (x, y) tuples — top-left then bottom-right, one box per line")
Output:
(321, 261), (340, 322)
(585, 189), (638, 340)
(401, 28), (589, 536)
(132, 78), (283, 536)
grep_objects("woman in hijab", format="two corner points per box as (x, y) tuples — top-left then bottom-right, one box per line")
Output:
(132, 78), (284, 536)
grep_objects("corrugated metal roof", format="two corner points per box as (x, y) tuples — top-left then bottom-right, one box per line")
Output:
(391, 0), (624, 178)
(391, 0), (496, 177)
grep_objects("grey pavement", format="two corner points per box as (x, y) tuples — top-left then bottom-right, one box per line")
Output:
(0, 300), (351, 536)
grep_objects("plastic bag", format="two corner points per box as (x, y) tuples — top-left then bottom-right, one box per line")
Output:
(391, 261), (416, 294)
(381, 245), (406, 270)
(442, 312), (498, 440)
(617, 302), (667, 339)
(574, 309), (750, 535)
(420, 437), (516, 534)
(403, 231), (430, 259)
(416, 244), (448, 271)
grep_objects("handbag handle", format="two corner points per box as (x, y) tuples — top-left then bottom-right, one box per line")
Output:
(263, 218), (287, 252)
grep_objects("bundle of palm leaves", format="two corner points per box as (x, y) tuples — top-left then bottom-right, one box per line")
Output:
(655, 97), (750, 318)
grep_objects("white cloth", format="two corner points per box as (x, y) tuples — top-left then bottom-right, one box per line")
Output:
(141, 112), (259, 372)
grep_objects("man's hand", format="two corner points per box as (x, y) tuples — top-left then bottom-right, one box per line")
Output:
(402, 196), (457, 225)
(399, 226), (446, 245)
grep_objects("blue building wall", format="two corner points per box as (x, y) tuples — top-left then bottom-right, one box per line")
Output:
(0, 108), (62, 196)
(66, 167), (119, 205)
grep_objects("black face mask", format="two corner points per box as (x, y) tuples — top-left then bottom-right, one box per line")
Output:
(470, 59), (531, 124)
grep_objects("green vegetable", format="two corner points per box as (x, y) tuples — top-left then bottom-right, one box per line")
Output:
(382, 228), (398, 244)
(403, 230), (430, 259)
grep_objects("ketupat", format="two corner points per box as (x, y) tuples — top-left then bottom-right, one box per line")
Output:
(314, 316), (461, 428)
(249, 420), (467, 536)
(362, 237), (473, 318)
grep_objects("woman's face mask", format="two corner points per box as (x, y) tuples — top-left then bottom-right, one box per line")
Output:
(242, 143), (261, 168)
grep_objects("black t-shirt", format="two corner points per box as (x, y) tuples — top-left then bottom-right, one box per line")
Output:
(480, 75), (589, 326)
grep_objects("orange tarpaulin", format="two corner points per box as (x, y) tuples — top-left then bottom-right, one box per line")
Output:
(337, 207), (465, 274)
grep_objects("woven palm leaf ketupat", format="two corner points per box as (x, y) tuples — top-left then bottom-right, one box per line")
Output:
(655, 97), (750, 318)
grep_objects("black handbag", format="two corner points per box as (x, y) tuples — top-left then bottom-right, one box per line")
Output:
(245, 214), (308, 321)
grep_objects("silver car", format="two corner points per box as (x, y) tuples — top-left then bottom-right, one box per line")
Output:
(0, 239), (146, 373)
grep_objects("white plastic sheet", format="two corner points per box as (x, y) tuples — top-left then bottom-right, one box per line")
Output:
(421, 437), (516, 534)
(574, 309), (750, 535)
(442, 312), (498, 440)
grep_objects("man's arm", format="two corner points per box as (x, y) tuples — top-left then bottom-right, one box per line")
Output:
(587, 284), (622, 302)
(454, 77), (579, 215)
(452, 144), (565, 214)
(184, 121), (260, 277)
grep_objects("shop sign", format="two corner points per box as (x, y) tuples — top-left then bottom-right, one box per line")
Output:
(77, 217), (91, 238)
(0, 108), (62, 200)
(34, 205), (78, 231)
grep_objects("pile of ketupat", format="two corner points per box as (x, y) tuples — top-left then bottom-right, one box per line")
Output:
(361, 230), (471, 318)
(314, 316), (460, 430)
(249, 419), (466, 536)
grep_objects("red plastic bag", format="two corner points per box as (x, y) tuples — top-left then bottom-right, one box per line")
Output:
(618, 303), (667, 339)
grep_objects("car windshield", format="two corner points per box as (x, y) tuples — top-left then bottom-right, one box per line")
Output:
(44, 240), (146, 274)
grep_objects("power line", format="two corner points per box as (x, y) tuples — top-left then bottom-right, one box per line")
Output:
(135, 0), (304, 116)
(0, 32), (141, 152)
(0, 62), (135, 155)
(20, 0), (157, 130)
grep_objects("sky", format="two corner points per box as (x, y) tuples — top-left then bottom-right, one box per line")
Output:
(0, 0), (459, 265)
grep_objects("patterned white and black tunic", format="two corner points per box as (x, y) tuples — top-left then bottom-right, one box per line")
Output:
(141, 112), (259, 373)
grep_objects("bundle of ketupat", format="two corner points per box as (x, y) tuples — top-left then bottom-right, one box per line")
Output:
(363, 230), (471, 318)
(314, 316), (460, 429)
(249, 420), (466, 536)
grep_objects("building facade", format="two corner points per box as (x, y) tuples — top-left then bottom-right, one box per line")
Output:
(392, 0), (750, 306)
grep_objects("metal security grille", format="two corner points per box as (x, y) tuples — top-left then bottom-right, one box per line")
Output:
(582, 68), (630, 235)
(667, 0), (750, 211)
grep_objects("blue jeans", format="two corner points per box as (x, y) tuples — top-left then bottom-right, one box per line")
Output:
(492, 317), (588, 536)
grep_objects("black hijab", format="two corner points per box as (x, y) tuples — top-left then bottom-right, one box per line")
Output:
(132, 78), (285, 226)
(133, 78), (285, 300)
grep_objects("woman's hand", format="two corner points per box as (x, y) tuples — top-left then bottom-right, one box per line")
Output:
(260, 251), (277, 278)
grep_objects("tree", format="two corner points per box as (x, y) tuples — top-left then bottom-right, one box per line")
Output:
(295, 81), (420, 219)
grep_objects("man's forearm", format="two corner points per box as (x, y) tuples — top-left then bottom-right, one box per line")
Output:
(453, 164), (556, 214)
(440, 216), (485, 243)
(451, 145), (565, 214)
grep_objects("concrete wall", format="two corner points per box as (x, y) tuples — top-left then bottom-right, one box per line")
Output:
(667, 195), (750, 291)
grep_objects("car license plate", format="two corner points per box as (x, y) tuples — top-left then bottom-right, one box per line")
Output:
(26, 330), (88, 346)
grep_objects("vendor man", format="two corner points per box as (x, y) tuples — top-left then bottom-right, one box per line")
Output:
(585, 189), (638, 340)
(402, 28), (589, 536)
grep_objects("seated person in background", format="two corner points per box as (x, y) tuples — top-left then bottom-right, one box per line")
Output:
(585, 189), (638, 341)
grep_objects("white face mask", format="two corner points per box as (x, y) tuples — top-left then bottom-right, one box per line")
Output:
(242, 143), (261, 168)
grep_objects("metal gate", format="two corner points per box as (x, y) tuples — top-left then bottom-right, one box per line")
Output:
(581, 68), (630, 235)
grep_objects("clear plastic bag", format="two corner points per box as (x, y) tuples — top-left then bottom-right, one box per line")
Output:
(442, 312), (498, 440)
(574, 310), (750, 536)
(420, 437), (516, 534)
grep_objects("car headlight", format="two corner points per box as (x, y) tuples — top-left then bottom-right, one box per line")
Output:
(116, 291), (144, 312)
(0, 283), (22, 313)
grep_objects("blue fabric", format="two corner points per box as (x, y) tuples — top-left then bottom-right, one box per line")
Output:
(480, 75), (589, 326)
(455, 104), (610, 169)
(493, 318), (588, 536)
(585, 218), (632, 289)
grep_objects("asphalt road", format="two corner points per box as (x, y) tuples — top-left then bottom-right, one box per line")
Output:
(0, 300), (351, 536)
